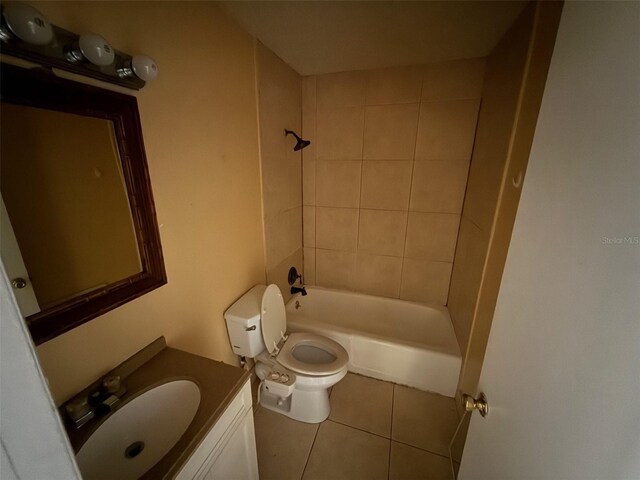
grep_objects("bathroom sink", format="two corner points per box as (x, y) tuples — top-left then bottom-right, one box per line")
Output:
(76, 379), (201, 480)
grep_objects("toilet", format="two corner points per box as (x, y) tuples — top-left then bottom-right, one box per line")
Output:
(224, 284), (348, 423)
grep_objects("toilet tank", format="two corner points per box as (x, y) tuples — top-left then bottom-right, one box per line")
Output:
(224, 285), (267, 357)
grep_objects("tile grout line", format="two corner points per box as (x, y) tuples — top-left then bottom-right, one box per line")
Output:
(398, 76), (426, 298)
(391, 438), (454, 461)
(300, 422), (321, 480)
(355, 99), (367, 287)
(313, 76), (318, 285)
(323, 417), (392, 442)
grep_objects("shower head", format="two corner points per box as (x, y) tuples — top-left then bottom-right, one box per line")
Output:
(284, 129), (311, 151)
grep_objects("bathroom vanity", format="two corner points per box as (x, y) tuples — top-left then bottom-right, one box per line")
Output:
(64, 338), (258, 479)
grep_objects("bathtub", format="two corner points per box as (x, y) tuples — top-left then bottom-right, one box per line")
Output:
(285, 287), (461, 397)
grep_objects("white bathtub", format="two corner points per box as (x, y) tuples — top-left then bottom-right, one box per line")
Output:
(285, 287), (461, 396)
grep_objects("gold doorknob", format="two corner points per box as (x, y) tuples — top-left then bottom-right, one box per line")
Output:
(463, 392), (489, 417)
(11, 277), (27, 289)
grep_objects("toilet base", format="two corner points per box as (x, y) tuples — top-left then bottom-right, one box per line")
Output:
(259, 383), (330, 423)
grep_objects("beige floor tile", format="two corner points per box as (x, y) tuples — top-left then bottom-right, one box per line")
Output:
(389, 442), (452, 480)
(302, 421), (390, 480)
(392, 386), (459, 456)
(254, 406), (318, 480)
(329, 373), (393, 437)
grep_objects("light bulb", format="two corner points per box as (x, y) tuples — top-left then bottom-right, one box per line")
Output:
(2, 3), (53, 45)
(131, 55), (158, 82)
(77, 33), (114, 66)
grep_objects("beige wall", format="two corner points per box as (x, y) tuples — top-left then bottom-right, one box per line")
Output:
(28, 1), (266, 405)
(255, 43), (303, 302)
(449, 1), (563, 407)
(1, 105), (140, 308)
(302, 60), (484, 304)
(448, 7), (535, 355)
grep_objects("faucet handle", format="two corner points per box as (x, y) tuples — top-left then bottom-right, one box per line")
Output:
(65, 397), (95, 428)
(102, 375), (121, 394)
(287, 266), (303, 286)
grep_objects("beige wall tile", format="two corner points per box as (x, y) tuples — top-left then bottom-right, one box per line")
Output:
(363, 104), (420, 160)
(303, 247), (316, 285)
(264, 207), (302, 270)
(316, 160), (362, 208)
(316, 106), (365, 160)
(302, 75), (317, 117)
(358, 209), (408, 257)
(315, 249), (357, 290)
(303, 206), (316, 247)
(404, 212), (461, 262)
(415, 99), (480, 161)
(461, 58), (520, 231)
(257, 43), (302, 162)
(266, 248), (303, 303)
(261, 153), (302, 219)
(355, 254), (403, 298)
(316, 71), (366, 108)
(410, 160), (469, 214)
(422, 57), (486, 102)
(316, 207), (359, 251)
(360, 160), (412, 211)
(400, 258), (452, 305)
(302, 157), (316, 206)
(302, 74), (318, 184)
(448, 217), (488, 354)
(365, 66), (423, 105)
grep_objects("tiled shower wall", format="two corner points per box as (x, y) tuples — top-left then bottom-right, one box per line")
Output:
(302, 59), (485, 304)
(255, 42), (303, 302)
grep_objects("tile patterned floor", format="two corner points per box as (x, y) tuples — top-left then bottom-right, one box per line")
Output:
(253, 373), (458, 480)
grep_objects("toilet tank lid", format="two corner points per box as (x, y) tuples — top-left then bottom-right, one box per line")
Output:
(224, 284), (267, 325)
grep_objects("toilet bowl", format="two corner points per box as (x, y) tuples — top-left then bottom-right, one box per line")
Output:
(224, 284), (349, 423)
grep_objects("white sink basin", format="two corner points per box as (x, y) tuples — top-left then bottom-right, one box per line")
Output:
(76, 379), (201, 480)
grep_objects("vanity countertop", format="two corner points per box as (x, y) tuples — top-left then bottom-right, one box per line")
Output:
(64, 339), (251, 479)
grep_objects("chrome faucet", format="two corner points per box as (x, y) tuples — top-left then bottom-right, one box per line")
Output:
(64, 375), (125, 428)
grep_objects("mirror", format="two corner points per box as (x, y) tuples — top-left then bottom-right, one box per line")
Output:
(0, 63), (166, 344)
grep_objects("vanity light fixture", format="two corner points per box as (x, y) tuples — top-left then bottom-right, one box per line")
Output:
(117, 55), (159, 82)
(0, 2), (157, 89)
(0, 3), (54, 45)
(65, 33), (115, 66)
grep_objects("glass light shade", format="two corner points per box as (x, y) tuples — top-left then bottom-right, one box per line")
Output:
(78, 33), (115, 66)
(131, 55), (158, 82)
(3, 3), (53, 45)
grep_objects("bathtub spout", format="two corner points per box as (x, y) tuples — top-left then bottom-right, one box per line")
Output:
(291, 286), (307, 296)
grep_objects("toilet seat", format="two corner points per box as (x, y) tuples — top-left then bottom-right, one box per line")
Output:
(277, 332), (348, 376)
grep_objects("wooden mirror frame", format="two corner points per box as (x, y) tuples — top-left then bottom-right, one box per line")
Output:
(1, 63), (167, 345)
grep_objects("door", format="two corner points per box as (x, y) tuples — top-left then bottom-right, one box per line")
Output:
(0, 196), (40, 316)
(459, 2), (640, 479)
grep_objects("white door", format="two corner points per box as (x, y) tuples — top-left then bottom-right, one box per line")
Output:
(459, 2), (640, 479)
(0, 196), (40, 316)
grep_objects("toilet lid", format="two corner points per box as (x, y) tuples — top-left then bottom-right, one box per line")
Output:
(261, 284), (287, 354)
